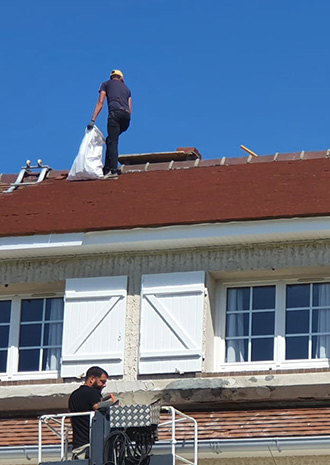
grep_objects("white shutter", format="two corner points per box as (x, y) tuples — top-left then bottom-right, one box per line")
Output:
(138, 271), (205, 374)
(61, 276), (127, 378)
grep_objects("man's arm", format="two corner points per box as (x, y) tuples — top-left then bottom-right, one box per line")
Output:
(91, 91), (106, 121)
(87, 91), (106, 129)
(128, 97), (132, 114)
(90, 391), (103, 411)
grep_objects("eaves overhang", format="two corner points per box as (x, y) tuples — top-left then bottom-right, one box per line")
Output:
(1, 216), (330, 260)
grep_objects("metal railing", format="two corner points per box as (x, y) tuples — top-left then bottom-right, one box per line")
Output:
(38, 406), (198, 465)
(38, 411), (95, 463)
(159, 406), (198, 465)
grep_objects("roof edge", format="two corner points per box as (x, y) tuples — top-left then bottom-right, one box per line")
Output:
(2, 149), (330, 181)
(1, 216), (330, 260)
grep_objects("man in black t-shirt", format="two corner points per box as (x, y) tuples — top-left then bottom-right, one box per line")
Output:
(87, 69), (132, 179)
(69, 366), (108, 458)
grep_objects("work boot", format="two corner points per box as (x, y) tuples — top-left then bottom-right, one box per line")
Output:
(102, 171), (118, 180)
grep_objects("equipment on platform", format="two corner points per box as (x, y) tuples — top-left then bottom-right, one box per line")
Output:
(38, 403), (198, 465)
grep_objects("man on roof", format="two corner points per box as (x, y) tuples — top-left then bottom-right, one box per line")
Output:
(87, 69), (132, 179)
(69, 366), (109, 459)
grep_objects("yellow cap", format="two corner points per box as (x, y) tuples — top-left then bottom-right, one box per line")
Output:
(110, 69), (124, 79)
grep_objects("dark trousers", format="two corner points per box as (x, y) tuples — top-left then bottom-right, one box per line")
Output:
(104, 110), (130, 174)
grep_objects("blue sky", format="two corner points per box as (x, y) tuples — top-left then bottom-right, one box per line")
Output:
(1, 0), (330, 174)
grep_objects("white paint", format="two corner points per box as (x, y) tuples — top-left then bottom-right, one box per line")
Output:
(61, 276), (127, 377)
(2, 216), (330, 259)
(139, 271), (205, 374)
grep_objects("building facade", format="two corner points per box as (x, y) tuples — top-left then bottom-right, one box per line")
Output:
(1, 148), (330, 464)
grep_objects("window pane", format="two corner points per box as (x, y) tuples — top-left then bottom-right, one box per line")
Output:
(312, 335), (330, 358)
(0, 301), (11, 323)
(252, 286), (275, 310)
(312, 308), (330, 333)
(19, 297), (64, 372)
(43, 323), (63, 346)
(286, 310), (309, 334)
(45, 298), (64, 321)
(286, 336), (308, 359)
(252, 312), (274, 336)
(251, 338), (273, 361)
(21, 299), (43, 322)
(313, 283), (330, 307)
(0, 327), (9, 348)
(19, 324), (42, 347)
(18, 349), (40, 371)
(226, 338), (248, 362)
(226, 313), (249, 337)
(286, 284), (310, 308)
(227, 288), (250, 311)
(42, 348), (61, 371)
(0, 350), (7, 372)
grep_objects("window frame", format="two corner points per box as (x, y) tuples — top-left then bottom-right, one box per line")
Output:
(215, 278), (330, 372)
(225, 285), (277, 363)
(0, 293), (64, 381)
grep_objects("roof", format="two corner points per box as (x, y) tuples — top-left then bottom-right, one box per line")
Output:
(2, 407), (330, 447)
(1, 149), (330, 238)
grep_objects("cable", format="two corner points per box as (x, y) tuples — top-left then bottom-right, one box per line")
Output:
(103, 430), (132, 465)
(103, 428), (156, 465)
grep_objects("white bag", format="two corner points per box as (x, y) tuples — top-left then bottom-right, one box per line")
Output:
(67, 126), (105, 180)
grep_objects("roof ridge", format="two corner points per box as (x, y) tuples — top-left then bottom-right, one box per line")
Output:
(2, 149), (330, 178)
(118, 149), (330, 174)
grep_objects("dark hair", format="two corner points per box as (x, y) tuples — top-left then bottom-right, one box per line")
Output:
(86, 366), (109, 379)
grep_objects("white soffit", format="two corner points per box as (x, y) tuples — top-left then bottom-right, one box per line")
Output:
(1, 216), (330, 259)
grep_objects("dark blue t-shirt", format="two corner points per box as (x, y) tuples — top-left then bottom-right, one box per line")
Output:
(99, 79), (131, 113)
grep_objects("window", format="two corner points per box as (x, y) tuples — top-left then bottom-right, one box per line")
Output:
(0, 296), (64, 378)
(226, 286), (275, 363)
(19, 298), (64, 372)
(0, 301), (11, 373)
(217, 280), (330, 370)
(286, 283), (330, 360)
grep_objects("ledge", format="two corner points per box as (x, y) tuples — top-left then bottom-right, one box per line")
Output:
(1, 371), (330, 412)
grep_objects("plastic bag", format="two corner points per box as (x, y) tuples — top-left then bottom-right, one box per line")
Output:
(67, 126), (105, 180)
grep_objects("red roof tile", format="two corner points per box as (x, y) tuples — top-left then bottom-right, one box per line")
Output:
(2, 407), (330, 447)
(1, 152), (330, 238)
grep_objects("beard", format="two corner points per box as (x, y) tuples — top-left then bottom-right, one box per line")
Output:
(92, 380), (103, 391)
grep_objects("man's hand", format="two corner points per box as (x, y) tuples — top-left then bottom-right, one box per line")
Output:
(97, 393), (115, 410)
(87, 120), (95, 130)
(97, 400), (112, 410)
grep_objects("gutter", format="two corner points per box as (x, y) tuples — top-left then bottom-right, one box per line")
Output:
(2, 436), (330, 463)
(2, 216), (330, 259)
(154, 437), (330, 457)
(155, 436), (330, 456)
